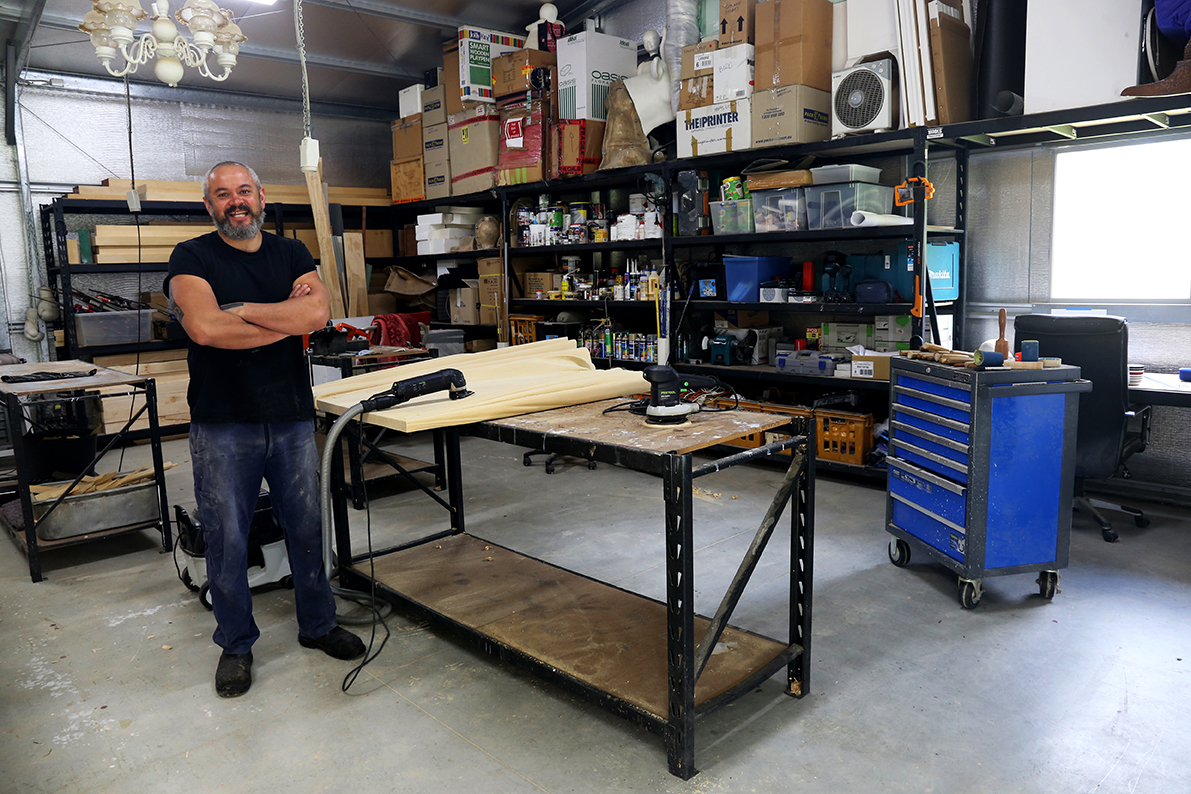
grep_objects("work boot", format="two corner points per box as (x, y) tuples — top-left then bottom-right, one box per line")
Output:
(1123, 39), (1191, 96)
(298, 626), (366, 660)
(215, 651), (253, 698)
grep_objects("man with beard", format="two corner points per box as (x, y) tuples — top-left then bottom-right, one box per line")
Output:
(165, 161), (364, 698)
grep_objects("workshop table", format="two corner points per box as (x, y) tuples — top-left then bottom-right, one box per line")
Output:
(0, 360), (172, 582)
(331, 399), (814, 779)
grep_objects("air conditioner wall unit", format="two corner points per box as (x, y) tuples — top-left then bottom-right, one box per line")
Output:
(831, 59), (898, 137)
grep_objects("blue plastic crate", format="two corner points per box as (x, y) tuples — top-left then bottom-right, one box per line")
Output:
(723, 255), (792, 302)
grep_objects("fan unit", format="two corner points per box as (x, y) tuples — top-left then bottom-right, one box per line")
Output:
(831, 59), (897, 137)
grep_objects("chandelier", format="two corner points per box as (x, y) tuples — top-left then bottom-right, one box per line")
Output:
(78, 0), (247, 87)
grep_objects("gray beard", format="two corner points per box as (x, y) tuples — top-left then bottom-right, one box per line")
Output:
(214, 211), (265, 240)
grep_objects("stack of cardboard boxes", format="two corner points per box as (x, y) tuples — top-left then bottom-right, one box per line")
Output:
(678, 0), (833, 157)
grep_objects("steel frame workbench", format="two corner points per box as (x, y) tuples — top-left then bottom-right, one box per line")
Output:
(329, 399), (814, 779)
(0, 361), (173, 583)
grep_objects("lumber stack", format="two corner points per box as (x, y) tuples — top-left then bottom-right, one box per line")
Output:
(94, 351), (190, 433)
(68, 178), (393, 206)
(30, 463), (176, 502)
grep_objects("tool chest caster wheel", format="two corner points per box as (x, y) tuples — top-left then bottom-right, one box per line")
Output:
(199, 582), (214, 611)
(888, 538), (911, 567)
(959, 578), (982, 609)
(1037, 571), (1059, 599)
(587, 460), (597, 470)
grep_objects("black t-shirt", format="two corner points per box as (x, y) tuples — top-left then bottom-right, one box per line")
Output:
(165, 231), (316, 424)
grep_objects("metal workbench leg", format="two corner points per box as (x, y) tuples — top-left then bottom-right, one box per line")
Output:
(664, 452), (696, 779)
(7, 393), (42, 582)
(144, 379), (172, 551)
(432, 427), (446, 491)
(789, 431), (815, 698)
(330, 431), (353, 571)
(444, 427), (465, 533)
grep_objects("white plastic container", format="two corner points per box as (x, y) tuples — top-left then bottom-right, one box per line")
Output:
(810, 163), (882, 184)
(805, 182), (894, 229)
(751, 187), (807, 232)
(710, 199), (755, 234)
(75, 309), (154, 347)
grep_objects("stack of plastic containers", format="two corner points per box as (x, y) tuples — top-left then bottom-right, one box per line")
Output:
(804, 164), (895, 229)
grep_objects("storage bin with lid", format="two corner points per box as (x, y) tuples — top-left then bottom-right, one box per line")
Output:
(74, 309), (154, 347)
(809, 163), (882, 184)
(805, 182), (895, 229)
(722, 255), (791, 302)
(751, 188), (807, 232)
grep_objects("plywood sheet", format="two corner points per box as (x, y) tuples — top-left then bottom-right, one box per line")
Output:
(369, 534), (788, 719)
(312, 339), (646, 433)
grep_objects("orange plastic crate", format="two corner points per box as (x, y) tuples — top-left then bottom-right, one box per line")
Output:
(815, 409), (874, 466)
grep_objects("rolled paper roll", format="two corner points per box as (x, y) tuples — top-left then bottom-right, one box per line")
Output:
(974, 349), (1004, 367)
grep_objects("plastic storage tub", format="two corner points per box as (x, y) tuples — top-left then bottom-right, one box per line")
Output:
(751, 188), (807, 232)
(805, 182), (895, 229)
(810, 164), (882, 184)
(710, 199), (755, 234)
(723, 255), (792, 302)
(74, 310), (154, 347)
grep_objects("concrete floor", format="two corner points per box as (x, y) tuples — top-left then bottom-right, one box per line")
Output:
(2, 431), (1190, 794)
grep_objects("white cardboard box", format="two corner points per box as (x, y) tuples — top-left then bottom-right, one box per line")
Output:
(456, 26), (526, 103)
(399, 84), (424, 118)
(557, 31), (639, 121)
(712, 43), (755, 103)
(677, 98), (752, 158)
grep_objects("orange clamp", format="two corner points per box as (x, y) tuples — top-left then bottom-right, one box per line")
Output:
(895, 176), (935, 207)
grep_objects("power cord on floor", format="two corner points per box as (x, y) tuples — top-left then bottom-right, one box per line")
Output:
(337, 415), (392, 692)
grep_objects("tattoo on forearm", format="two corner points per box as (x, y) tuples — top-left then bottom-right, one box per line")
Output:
(220, 302), (245, 311)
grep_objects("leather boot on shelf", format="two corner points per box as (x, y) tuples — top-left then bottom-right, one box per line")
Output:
(1123, 39), (1191, 96)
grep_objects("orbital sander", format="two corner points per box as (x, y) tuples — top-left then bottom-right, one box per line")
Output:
(641, 365), (721, 425)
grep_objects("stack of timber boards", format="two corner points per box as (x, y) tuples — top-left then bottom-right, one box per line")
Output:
(86, 223), (393, 265)
(92, 350), (190, 434)
(68, 179), (392, 206)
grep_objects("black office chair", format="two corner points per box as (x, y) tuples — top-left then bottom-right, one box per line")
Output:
(1013, 314), (1151, 542)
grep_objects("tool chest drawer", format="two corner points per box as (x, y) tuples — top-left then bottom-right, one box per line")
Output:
(884, 357), (1091, 607)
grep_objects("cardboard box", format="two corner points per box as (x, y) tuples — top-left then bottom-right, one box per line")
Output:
(679, 76), (715, 110)
(523, 272), (560, 296)
(391, 157), (425, 204)
(399, 84), (424, 118)
(497, 95), (551, 186)
(367, 292), (398, 316)
(478, 274), (503, 326)
(442, 43), (464, 117)
(681, 39), (718, 79)
(422, 122), (449, 164)
(421, 85), (447, 126)
(677, 98), (751, 158)
(746, 168), (813, 190)
(391, 115), (423, 161)
(850, 353), (894, 381)
(455, 26), (526, 104)
(750, 85), (830, 148)
(449, 279), (480, 325)
(492, 48), (557, 98)
(754, 0), (834, 92)
(712, 43), (754, 102)
(448, 106), (500, 194)
(425, 158), (451, 199)
(719, 0), (757, 46)
(556, 31), (638, 121)
(551, 119), (604, 178)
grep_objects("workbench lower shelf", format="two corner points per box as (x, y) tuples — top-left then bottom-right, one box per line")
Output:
(345, 532), (796, 723)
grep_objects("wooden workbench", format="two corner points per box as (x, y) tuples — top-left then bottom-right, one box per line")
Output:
(332, 399), (815, 779)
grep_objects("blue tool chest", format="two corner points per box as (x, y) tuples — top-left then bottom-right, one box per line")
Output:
(885, 357), (1090, 608)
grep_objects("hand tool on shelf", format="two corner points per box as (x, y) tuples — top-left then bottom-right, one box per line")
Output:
(996, 309), (1010, 358)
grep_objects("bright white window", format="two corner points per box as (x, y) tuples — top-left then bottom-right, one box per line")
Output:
(1051, 136), (1191, 301)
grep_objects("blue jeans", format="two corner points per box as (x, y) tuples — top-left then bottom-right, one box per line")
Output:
(190, 420), (337, 654)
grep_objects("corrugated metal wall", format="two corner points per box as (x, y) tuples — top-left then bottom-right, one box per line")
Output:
(0, 82), (390, 362)
(966, 145), (1191, 490)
